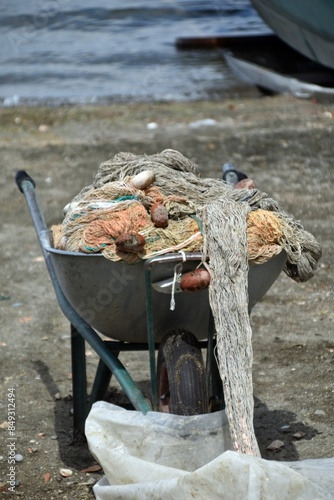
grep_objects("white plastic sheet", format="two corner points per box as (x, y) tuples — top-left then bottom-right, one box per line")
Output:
(85, 401), (334, 500)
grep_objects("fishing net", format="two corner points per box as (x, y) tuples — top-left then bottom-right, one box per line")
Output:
(54, 149), (320, 280)
(53, 149), (321, 456)
(200, 198), (259, 455)
(53, 180), (202, 263)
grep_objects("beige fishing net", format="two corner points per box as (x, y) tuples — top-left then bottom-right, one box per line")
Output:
(52, 149), (321, 456)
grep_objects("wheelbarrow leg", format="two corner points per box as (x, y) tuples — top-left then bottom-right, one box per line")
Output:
(88, 346), (120, 407)
(71, 324), (88, 439)
(89, 360), (112, 405)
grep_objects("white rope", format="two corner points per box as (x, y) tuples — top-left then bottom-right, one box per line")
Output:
(169, 251), (187, 310)
(170, 262), (183, 311)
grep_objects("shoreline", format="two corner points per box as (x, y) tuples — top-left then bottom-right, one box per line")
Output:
(0, 84), (262, 110)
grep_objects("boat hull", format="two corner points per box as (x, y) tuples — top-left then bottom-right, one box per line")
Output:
(251, 0), (334, 70)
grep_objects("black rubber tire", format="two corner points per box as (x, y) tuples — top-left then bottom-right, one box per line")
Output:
(157, 329), (209, 415)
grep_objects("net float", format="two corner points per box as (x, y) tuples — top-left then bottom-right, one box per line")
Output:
(150, 202), (169, 228)
(130, 170), (156, 190)
(180, 268), (211, 292)
(235, 178), (255, 190)
(115, 232), (146, 253)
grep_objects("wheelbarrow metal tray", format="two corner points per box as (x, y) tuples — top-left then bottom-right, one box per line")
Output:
(46, 246), (287, 343)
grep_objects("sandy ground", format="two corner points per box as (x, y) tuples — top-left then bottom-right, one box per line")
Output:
(0, 95), (334, 498)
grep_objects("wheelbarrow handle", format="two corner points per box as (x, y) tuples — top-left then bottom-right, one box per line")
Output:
(15, 167), (54, 264)
(15, 170), (36, 193)
(15, 170), (152, 416)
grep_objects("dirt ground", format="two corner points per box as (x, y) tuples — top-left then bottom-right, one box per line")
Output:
(0, 94), (334, 498)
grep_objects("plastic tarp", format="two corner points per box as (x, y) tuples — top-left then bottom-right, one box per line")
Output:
(85, 401), (334, 499)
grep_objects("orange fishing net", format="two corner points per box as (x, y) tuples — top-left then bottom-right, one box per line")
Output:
(247, 210), (284, 264)
(53, 201), (285, 264)
(51, 155), (305, 266)
(52, 181), (204, 262)
(83, 203), (150, 252)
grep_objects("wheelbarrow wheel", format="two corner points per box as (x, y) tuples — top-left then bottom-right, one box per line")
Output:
(157, 329), (208, 415)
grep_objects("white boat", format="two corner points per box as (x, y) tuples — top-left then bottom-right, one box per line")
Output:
(224, 50), (334, 99)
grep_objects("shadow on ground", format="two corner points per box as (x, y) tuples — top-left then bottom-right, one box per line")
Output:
(254, 397), (318, 460)
(32, 359), (318, 469)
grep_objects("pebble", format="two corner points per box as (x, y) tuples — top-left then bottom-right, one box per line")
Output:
(38, 124), (49, 132)
(50, 435), (58, 440)
(188, 118), (217, 128)
(60, 468), (73, 477)
(267, 439), (284, 451)
(80, 477), (97, 486)
(314, 409), (326, 416)
(146, 122), (158, 130)
(15, 454), (24, 462)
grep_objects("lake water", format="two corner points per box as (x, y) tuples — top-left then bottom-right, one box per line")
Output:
(0, 0), (268, 106)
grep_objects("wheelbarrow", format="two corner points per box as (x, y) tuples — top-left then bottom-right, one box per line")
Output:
(15, 170), (287, 437)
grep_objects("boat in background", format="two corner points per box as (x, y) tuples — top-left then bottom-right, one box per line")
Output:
(175, 25), (334, 98)
(224, 53), (334, 99)
(223, 34), (334, 98)
(250, 0), (334, 70)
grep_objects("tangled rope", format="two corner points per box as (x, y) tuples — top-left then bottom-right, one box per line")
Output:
(54, 181), (202, 263)
(54, 149), (321, 281)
